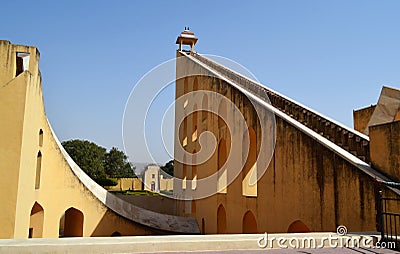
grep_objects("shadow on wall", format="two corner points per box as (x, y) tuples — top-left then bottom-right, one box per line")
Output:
(91, 210), (154, 237)
(112, 194), (177, 216)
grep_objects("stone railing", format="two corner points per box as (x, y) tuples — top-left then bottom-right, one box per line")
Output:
(187, 51), (370, 164)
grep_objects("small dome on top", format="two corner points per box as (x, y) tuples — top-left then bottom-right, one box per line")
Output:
(180, 27), (195, 38)
(176, 27), (198, 52)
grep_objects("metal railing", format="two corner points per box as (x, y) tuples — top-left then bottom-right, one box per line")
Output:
(377, 181), (400, 250)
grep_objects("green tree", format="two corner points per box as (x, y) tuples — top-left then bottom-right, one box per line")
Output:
(62, 140), (136, 186)
(104, 147), (136, 178)
(62, 140), (107, 184)
(161, 160), (174, 177)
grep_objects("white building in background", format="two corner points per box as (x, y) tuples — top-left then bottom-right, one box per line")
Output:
(142, 165), (174, 193)
(143, 165), (161, 192)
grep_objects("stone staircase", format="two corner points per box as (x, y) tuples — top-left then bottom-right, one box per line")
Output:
(187, 51), (371, 164)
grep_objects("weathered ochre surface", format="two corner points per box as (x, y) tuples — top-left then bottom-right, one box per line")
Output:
(174, 50), (400, 234)
(353, 105), (376, 133)
(0, 41), (199, 239)
(370, 121), (400, 182)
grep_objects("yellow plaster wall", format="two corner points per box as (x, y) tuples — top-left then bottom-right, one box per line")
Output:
(160, 178), (173, 191)
(0, 41), (40, 238)
(174, 51), (400, 235)
(105, 177), (172, 192)
(0, 41), (197, 239)
(106, 178), (142, 191)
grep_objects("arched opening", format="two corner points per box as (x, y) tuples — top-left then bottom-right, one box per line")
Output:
(182, 118), (188, 147)
(29, 202), (44, 238)
(218, 100), (227, 130)
(184, 77), (188, 93)
(191, 200), (196, 215)
(193, 77), (198, 92)
(201, 94), (208, 123)
(242, 210), (257, 233)
(111, 231), (121, 237)
(182, 154), (187, 190)
(60, 207), (84, 237)
(192, 104), (198, 142)
(201, 218), (205, 234)
(217, 139), (227, 193)
(39, 129), (43, 147)
(15, 52), (30, 77)
(35, 151), (42, 189)
(242, 127), (257, 196)
(287, 220), (310, 233)
(217, 204), (227, 234)
(183, 77), (189, 108)
(192, 149), (197, 190)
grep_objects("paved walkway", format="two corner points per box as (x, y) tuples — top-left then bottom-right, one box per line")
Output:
(156, 248), (399, 254)
(0, 233), (398, 253)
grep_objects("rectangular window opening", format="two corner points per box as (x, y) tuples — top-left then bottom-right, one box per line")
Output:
(16, 52), (30, 76)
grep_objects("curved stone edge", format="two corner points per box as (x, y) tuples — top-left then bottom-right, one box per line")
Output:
(46, 119), (200, 234)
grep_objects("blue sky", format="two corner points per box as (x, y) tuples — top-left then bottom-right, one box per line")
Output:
(1, 1), (400, 164)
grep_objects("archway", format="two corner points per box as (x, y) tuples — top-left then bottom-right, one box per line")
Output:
(39, 129), (43, 147)
(217, 204), (227, 234)
(35, 151), (42, 189)
(182, 154), (187, 190)
(218, 100), (227, 130)
(182, 117), (188, 147)
(191, 200), (196, 215)
(192, 104), (198, 142)
(183, 77), (189, 108)
(111, 231), (121, 237)
(201, 94), (208, 123)
(192, 149), (197, 190)
(242, 127), (257, 196)
(242, 210), (257, 233)
(184, 77), (188, 94)
(29, 202), (44, 238)
(287, 220), (310, 233)
(217, 139), (227, 193)
(60, 207), (84, 237)
(193, 76), (198, 92)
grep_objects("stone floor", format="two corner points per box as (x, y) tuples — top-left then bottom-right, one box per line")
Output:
(156, 248), (399, 254)
(0, 233), (398, 253)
